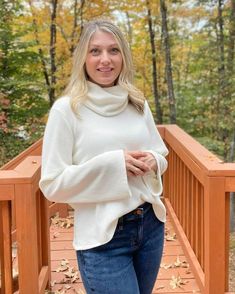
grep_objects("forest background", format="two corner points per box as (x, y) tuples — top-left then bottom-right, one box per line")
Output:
(0, 0), (235, 167)
(1, 0), (235, 290)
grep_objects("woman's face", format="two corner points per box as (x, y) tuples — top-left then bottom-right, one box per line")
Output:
(85, 30), (123, 87)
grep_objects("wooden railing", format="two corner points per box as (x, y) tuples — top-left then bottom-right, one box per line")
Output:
(161, 125), (235, 294)
(0, 156), (50, 293)
(0, 141), (68, 294)
(0, 125), (234, 293)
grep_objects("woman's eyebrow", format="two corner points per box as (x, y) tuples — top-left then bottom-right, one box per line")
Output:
(89, 43), (119, 47)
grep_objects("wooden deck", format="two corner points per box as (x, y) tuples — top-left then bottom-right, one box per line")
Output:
(49, 213), (201, 294)
(1, 124), (235, 293)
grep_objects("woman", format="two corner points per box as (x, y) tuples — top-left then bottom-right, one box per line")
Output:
(39, 19), (168, 294)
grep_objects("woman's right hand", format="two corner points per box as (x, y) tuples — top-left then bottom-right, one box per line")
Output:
(124, 151), (150, 177)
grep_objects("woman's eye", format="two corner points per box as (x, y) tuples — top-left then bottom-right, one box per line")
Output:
(111, 48), (119, 54)
(90, 48), (99, 55)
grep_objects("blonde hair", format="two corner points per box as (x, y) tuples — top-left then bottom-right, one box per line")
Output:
(63, 19), (145, 114)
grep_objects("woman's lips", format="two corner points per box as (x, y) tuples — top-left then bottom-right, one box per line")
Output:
(97, 68), (113, 72)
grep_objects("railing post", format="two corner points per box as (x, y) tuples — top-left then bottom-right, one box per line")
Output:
(15, 183), (39, 294)
(204, 176), (227, 294)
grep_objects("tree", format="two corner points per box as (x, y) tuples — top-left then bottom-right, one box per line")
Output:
(49, 0), (58, 106)
(146, 0), (163, 124)
(160, 0), (176, 123)
(228, 0), (235, 162)
(28, 0), (58, 106)
(0, 0), (49, 165)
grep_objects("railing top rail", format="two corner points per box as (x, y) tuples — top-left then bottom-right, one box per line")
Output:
(162, 124), (235, 177)
(1, 125), (235, 189)
(1, 138), (42, 171)
(0, 156), (41, 185)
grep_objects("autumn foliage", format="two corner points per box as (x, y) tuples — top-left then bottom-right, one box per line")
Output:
(1, 0), (235, 165)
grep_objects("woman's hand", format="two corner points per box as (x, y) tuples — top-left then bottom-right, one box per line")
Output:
(137, 152), (157, 173)
(124, 151), (150, 177)
(124, 151), (157, 177)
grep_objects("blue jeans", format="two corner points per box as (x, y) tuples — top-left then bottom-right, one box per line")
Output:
(76, 202), (164, 294)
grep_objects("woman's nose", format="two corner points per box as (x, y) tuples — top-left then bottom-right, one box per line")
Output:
(100, 51), (110, 63)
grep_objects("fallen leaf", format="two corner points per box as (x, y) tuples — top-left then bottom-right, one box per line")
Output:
(53, 232), (60, 238)
(50, 280), (57, 287)
(56, 265), (69, 272)
(174, 256), (182, 267)
(160, 262), (173, 269)
(156, 285), (165, 290)
(61, 259), (69, 266)
(51, 214), (74, 229)
(170, 274), (188, 289)
(165, 233), (176, 241)
(56, 291), (65, 294)
(64, 285), (71, 289)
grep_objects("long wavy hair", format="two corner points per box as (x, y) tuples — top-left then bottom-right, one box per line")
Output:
(63, 19), (145, 114)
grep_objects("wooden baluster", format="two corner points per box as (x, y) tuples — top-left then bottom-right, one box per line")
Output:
(39, 190), (51, 291)
(0, 201), (13, 294)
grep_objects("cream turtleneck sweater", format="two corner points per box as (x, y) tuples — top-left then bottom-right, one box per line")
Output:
(39, 82), (168, 250)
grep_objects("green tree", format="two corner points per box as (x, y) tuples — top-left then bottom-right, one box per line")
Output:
(0, 0), (49, 166)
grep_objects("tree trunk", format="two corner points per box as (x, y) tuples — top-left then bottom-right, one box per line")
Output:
(28, 1), (51, 100)
(227, 0), (235, 162)
(69, 0), (79, 55)
(160, 0), (176, 124)
(217, 0), (226, 94)
(216, 0), (229, 160)
(80, 0), (85, 33)
(125, 11), (133, 49)
(49, 0), (58, 106)
(227, 0), (235, 74)
(146, 0), (162, 124)
(229, 129), (235, 162)
(70, 0), (85, 54)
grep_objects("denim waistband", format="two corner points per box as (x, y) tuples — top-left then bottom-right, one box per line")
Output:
(119, 202), (152, 223)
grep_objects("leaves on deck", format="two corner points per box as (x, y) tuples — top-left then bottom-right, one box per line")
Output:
(55, 259), (70, 272)
(165, 233), (176, 241)
(51, 213), (74, 229)
(165, 226), (177, 241)
(159, 256), (192, 290)
(49, 258), (80, 293)
(170, 274), (188, 289)
(48, 219), (195, 293)
(52, 232), (60, 239)
(161, 256), (189, 270)
(56, 259), (79, 283)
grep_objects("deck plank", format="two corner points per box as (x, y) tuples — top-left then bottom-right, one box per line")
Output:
(49, 215), (201, 294)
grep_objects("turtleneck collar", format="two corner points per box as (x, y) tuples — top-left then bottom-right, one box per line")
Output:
(84, 81), (129, 116)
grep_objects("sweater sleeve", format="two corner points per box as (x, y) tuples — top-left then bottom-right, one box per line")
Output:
(39, 108), (131, 204)
(142, 101), (169, 196)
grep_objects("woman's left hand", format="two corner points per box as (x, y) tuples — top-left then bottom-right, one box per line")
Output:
(138, 152), (157, 173)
